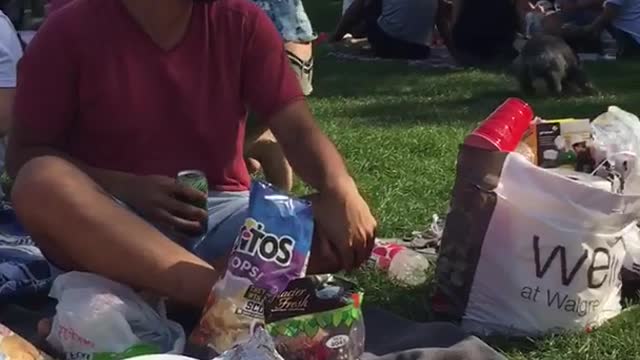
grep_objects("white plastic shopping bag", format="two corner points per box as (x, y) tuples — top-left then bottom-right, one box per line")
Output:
(47, 272), (185, 360)
(433, 146), (640, 336)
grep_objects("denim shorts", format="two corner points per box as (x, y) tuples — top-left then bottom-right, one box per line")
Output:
(252, 0), (317, 43)
(120, 191), (249, 263)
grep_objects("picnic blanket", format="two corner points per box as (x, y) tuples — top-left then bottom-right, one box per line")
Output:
(0, 202), (504, 359)
(327, 38), (461, 70)
(0, 201), (58, 300)
(0, 303), (506, 360)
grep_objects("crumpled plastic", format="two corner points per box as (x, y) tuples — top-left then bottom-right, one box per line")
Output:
(212, 327), (284, 360)
(46, 272), (185, 360)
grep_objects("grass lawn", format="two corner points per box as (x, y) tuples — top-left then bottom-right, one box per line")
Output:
(300, 0), (640, 358)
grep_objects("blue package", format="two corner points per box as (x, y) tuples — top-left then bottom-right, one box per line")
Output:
(230, 181), (314, 291)
(191, 181), (314, 353)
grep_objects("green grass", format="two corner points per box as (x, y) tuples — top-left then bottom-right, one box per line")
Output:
(301, 0), (640, 358)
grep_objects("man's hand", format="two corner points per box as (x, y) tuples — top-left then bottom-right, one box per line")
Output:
(268, 101), (377, 273)
(115, 175), (208, 235)
(310, 178), (377, 272)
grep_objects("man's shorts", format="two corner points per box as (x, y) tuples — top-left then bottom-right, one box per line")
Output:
(252, 0), (317, 43)
(123, 191), (249, 263)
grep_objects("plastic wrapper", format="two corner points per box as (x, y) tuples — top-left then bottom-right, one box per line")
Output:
(514, 142), (535, 164)
(0, 323), (53, 360)
(590, 106), (640, 189)
(190, 182), (314, 354)
(265, 275), (365, 360)
(46, 272), (185, 360)
(212, 327), (284, 360)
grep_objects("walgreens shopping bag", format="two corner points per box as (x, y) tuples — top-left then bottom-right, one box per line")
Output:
(432, 145), (640, 336)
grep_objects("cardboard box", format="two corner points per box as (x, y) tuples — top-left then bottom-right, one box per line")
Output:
(525, 118), (592, 169)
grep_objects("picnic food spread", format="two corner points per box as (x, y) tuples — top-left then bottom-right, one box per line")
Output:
(4, 100), (640, 358)
(189, 181), (314, 356)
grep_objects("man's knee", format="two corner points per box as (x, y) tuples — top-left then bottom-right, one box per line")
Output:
(12, 156), (93, 214)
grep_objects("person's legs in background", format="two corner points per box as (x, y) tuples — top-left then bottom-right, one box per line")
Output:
(244, 122), (293, 192)
(612, 27), (640, 58)
(366, 19), (431, 59)
(245, 0), (316, 192)
(254, 0), (315, 95)
(332, 0), (382, 42)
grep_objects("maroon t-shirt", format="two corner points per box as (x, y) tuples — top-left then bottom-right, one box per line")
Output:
(48, 0), (74, 13)
(15, 0), (304, 191)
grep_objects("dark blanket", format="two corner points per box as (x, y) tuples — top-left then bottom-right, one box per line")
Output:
(362, 307), (506, 360)
(0, 303), (505, 360)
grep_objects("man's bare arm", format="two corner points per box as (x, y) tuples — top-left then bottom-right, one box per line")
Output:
(587, 2), (620, 32)
(267, 100), (376, 271)
(268, 101), (356, 193)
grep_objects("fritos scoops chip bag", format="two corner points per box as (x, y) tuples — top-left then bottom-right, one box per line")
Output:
(190, 182), (313, 355)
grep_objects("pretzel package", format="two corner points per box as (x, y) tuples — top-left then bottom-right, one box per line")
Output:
(190, 181), (314, 355)
(265, 276), (365, 360)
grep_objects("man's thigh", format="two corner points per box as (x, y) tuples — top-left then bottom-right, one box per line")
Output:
(119, 191), (249, 264)
(193, 192), (249, 262)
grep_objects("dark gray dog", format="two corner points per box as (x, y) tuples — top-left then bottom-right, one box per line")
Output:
(514, 34), (595, 96)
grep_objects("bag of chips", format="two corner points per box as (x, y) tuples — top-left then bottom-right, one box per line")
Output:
(189, 182), (314, 355)
(265, 275), (365, 360)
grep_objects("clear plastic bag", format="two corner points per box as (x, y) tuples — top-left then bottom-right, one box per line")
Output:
(47, 272), (185, 360)
(590, 106), (640, 188)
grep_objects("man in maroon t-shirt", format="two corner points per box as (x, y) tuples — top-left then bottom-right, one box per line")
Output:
(7, 0), (376, 309)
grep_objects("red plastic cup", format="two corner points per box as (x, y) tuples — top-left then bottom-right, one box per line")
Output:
(464, 98), (534, 152)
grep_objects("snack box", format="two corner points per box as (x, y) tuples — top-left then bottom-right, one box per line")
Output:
(524, 118), (592, 169)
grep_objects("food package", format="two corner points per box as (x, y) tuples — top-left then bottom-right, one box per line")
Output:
(524, 118), (594, 171)
(212, 327), (284, 360)
(0, 323), (53, 360)
(265, 275), (365, 360)
(515, 142), (535, 164)
(190, 181), (314, 355)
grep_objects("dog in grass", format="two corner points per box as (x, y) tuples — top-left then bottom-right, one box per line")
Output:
(513, 34), (595, 97)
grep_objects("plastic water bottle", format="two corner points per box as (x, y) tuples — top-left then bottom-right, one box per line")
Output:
(370, 241), (430, 286)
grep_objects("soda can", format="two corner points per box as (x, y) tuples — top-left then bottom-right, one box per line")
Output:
(177, 170), (209, 235)
(464, 98), (534, 152)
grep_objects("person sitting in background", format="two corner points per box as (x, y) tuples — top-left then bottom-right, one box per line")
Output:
(331, 0), (441, 60)
(445, 0), (520, 65)
(520, 0), (604, 38)
(575, 0), (640, 57)
(244, 0), (317, 192)
(557, 0), (604, 27)
(0, 7), (22, 173)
